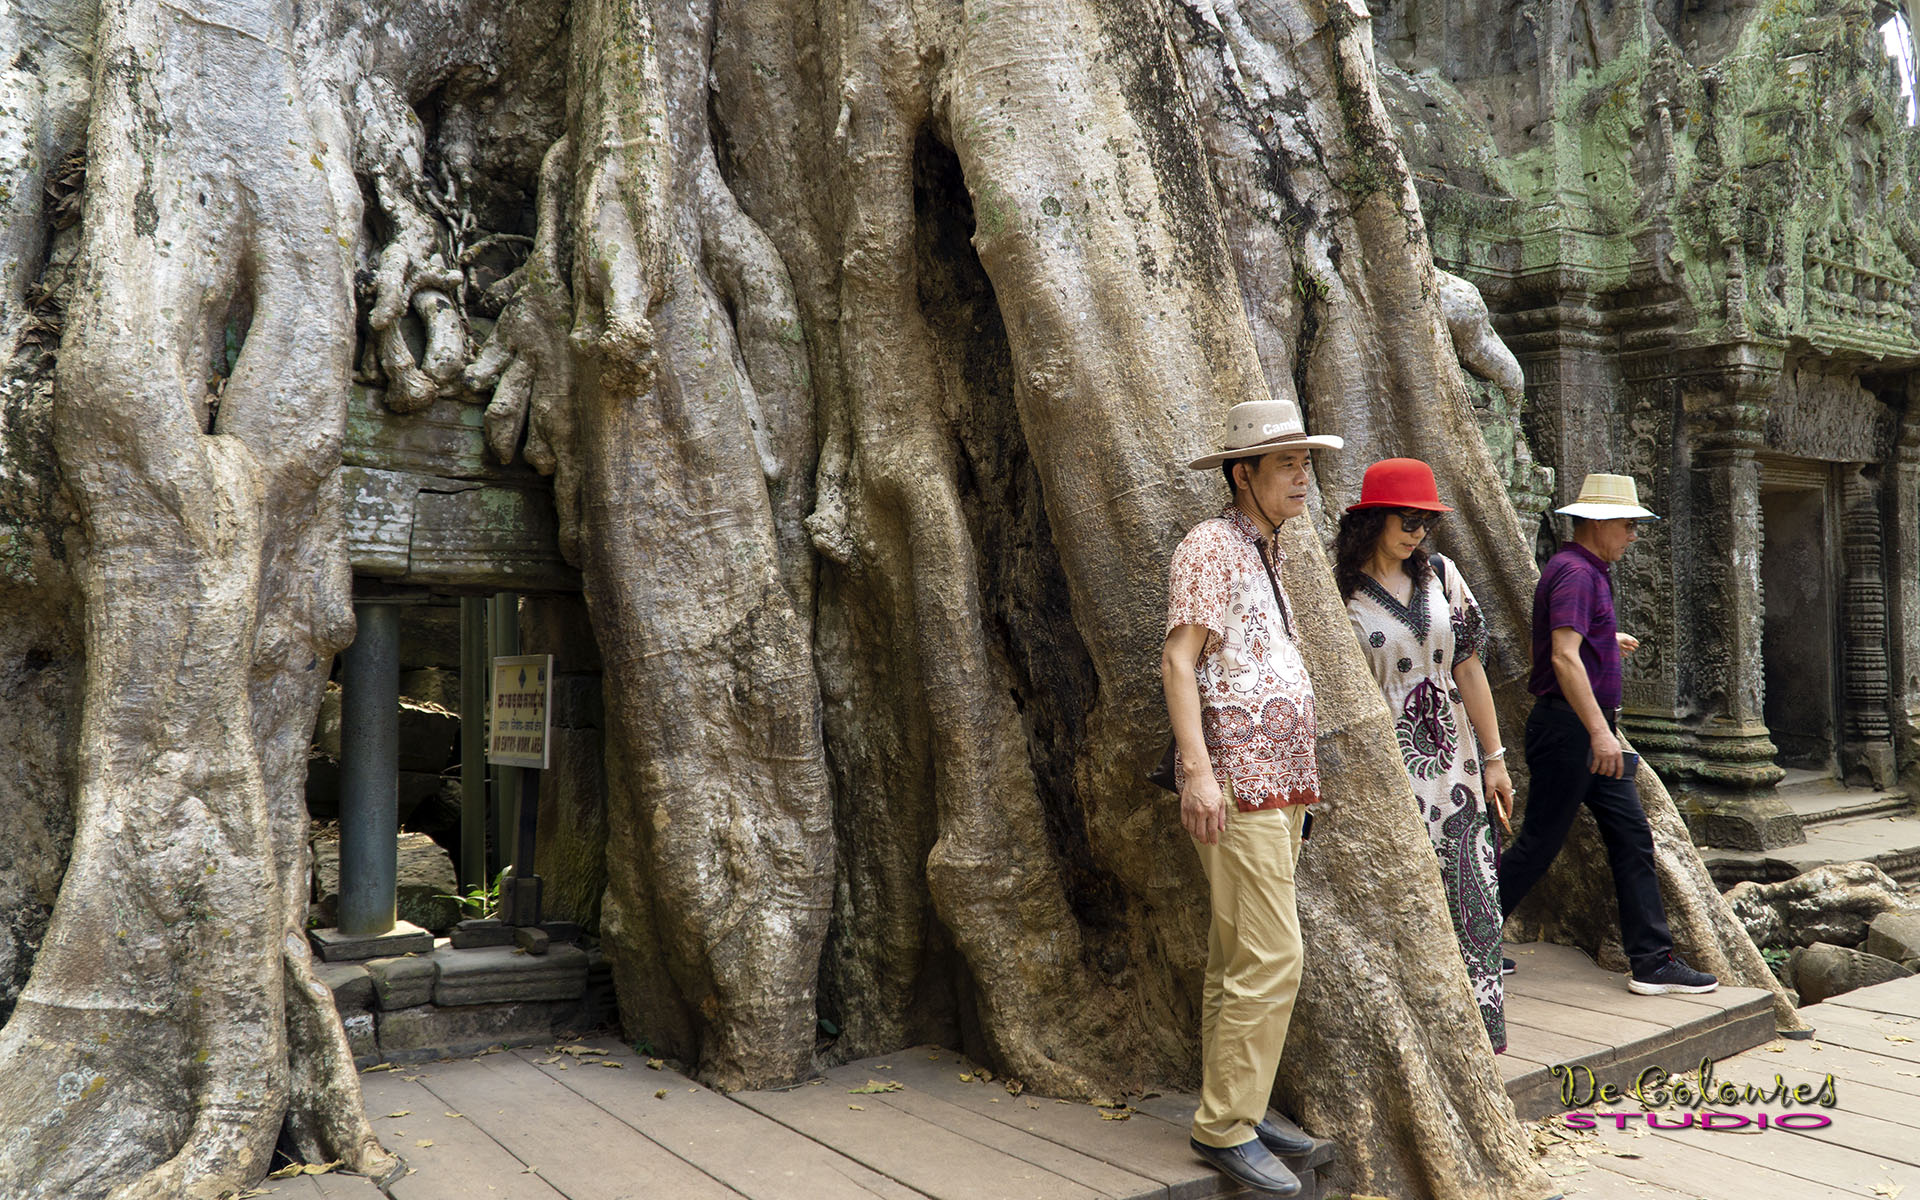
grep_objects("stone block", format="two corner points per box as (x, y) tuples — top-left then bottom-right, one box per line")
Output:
(343, 386), (511, 482)
(399, 604), (463, 670)
(401, 667), (460, 710)
(342, 1011), (379, 1068)
(309, 921), (435, 963)
(513, 926), (550, 955)
(376, 1001), (554, 1063)
(315, 961), (373, 1012)
(365, 955), (437, 1010)
(313, 831), (461, 934)
(451, 918), (515, 949)
(340, 466), (418, 578)
(432, 943), (589, 1006)
(409, 485), (579, 591)
(396, 770), (447, 825)
(397, 700), (458, 772)
(1863, 910), (1920, 964)
(1790, 941), (1915, 1005)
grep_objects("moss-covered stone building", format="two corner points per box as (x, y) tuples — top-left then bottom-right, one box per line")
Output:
(1375, 0), (1920, 848)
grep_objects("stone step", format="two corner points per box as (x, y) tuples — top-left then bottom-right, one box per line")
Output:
(1774, 766), (1837, 796)
(1777, 783), (1913, 829)
(1706, 812), (1920, 888)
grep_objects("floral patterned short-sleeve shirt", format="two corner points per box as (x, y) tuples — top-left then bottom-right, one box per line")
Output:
(1166, 506), (1320, 811)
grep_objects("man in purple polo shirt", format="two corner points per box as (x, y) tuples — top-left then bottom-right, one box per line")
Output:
(1497, 474), (1718, 996)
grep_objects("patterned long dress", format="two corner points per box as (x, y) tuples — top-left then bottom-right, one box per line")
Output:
(1345, 553), (1506, 1052)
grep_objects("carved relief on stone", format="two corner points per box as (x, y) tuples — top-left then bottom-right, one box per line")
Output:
(1841, 465), (1892, 747)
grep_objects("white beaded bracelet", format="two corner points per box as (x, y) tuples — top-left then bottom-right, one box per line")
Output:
(1483, 746), (1507, 762)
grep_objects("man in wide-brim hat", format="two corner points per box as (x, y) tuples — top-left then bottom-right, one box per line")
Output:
(1499, 473), (1719, 996)
(1161, 398), (1339, 1196)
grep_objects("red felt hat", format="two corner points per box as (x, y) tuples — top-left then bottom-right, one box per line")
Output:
(1345, 458), (1454, 513)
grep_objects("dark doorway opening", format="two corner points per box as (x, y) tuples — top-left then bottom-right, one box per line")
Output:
(1759, 462), (1840, 773)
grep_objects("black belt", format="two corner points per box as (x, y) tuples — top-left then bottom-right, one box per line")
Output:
(1537, 695), (1619, 726)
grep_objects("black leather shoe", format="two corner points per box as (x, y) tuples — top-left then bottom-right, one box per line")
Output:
(1189, 1137), (1302, 1196)
(1255, 1117), (1315, 1156)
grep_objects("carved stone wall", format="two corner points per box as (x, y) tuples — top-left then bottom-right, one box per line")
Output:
(1374, 0), (1920, 848)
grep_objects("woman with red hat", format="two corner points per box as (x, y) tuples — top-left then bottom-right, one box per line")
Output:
(1333, 458), (1513, 1054)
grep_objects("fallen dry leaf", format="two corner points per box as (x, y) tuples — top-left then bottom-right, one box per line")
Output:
(413, 1140), (434, 1149)
(383, 1110), (410, 1119)
(362, 1063), (394, 1073)
(601, 1061), (625, 1069)
(1005, 1079), (1025, 1097)
(851, 1079), (903, 1094)
(444, 1112), (462, 1119)
(559, 1045), (609, 1057)
(849, 1103), (866, 1111)
(1887, 1035), (1914, 1045)
(655, 1089), (668, 1099)
(958, 1072), (974, 1083)
(647, 1058), (664, 1070)
(266, 1161), (340, 1179)
(1871, 1183), (1904, 1200)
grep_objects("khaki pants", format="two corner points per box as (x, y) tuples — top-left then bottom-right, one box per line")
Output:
(1190, 803), (1306, 1148)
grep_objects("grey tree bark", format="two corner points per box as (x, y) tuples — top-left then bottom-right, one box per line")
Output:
(0, 0), (1791, 1197)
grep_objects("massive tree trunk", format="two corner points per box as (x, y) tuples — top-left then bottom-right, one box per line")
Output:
(0, 0), (1794, 1197)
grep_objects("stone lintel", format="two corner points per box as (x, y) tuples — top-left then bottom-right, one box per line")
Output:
(310, 921), (435, 963)
(432, 943), (589, 1006)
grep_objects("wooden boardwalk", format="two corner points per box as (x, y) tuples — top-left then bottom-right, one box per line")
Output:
(256, 945), (1920, 1200)
(1536, 974), (1920, 1199)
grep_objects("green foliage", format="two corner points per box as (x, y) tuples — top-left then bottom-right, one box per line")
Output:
(437, 869), (508, 921)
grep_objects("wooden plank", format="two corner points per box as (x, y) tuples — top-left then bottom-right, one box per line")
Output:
(311, 1173), (390, 1199)
(1553, 1122), (1876, 1200)
(1822, 974), (1920, 1020)
(861, 1046), (1230, 1197)
(1758, 1038), (1920, 1127)
(1799, 1020), (1920, 1068)
(737, 1069), (1108, 1200)
(358, 1068), (569, 1200)
(1495, 1051), (1552, 1083)
(1503, 1010), (1616, 1064)
(852, 1044), (1244, 1190)
(408, 1050), (743, 1200)
(870, 1084), (1163, 1199)
(511, 1043), (926, 1200)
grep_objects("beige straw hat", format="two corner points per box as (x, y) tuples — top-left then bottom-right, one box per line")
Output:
(1187, 398), (1343, 470)
(1555, 473), (1660, 520)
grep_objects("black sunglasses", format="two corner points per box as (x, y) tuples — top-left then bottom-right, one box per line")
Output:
(1395, 509), (1443, 533)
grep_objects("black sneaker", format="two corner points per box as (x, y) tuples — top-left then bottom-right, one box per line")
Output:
(1501, 957), (1516, 976)
(1629, 954), (1718, 995)
(1190, 1137), (1302, 1196)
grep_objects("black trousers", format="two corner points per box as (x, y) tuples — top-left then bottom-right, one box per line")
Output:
(1498, 701), (1673, 974)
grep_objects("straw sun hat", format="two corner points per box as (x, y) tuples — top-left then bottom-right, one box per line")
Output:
(1555, 473), (1660, 521)
(1186, 398), (1343, 470)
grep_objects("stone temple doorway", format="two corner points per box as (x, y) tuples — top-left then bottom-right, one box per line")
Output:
(1759, 459), (1840, 774)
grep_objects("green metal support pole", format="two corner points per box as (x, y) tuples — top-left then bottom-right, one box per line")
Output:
(487, 592), (520, 875)
(459, 595), (488, 891)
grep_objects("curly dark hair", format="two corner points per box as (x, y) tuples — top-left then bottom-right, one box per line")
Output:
(1333, 508), (1434, 600)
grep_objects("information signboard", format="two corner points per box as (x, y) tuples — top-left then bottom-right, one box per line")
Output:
(487, 654), (552, 770)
